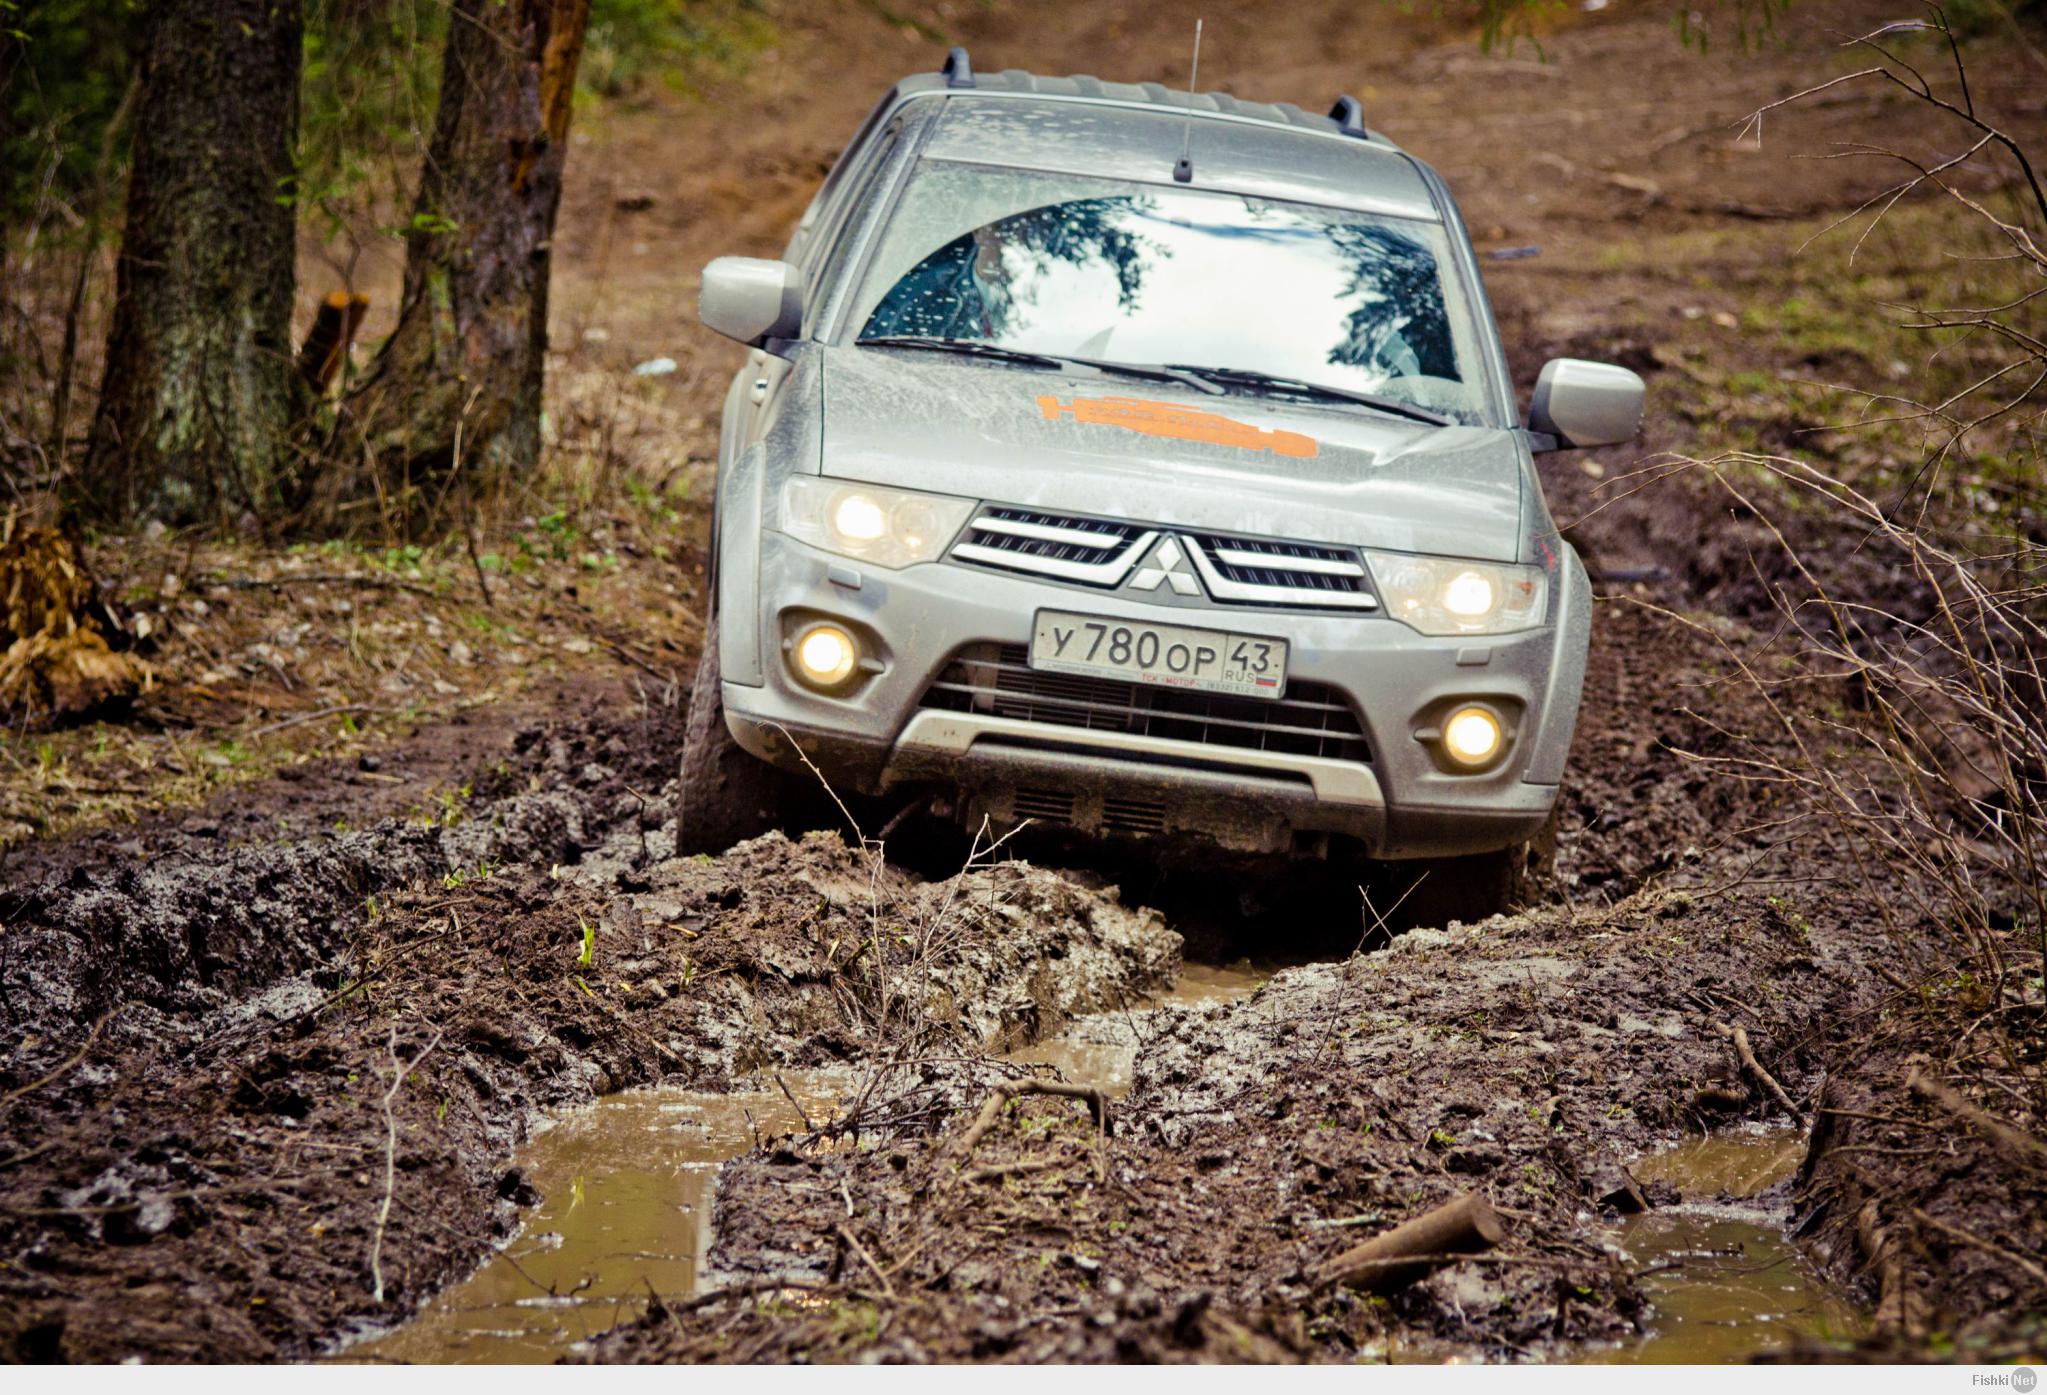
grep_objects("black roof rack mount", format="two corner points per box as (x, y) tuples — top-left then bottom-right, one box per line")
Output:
(1328, 95), (1367, 138)
(943, 47), (975, 89)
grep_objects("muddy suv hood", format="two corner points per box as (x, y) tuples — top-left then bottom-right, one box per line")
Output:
(816, 346), (1526, 562)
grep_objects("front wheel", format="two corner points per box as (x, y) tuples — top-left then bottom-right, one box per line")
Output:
(1374, 805), (1560, 928)
(676, 617), (816, 854)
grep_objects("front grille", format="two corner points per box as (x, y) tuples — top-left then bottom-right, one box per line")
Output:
(949, 508), (1148, 586)
(1189, 533), (1375, 602)
(920, 644), (1371, 764)
(947, 504), (1379, 611)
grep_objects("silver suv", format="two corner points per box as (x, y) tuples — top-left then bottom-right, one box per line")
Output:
(680, 51), (1642, 918)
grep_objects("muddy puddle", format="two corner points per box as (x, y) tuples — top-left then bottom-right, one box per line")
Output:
(342, 1071), (853, 1364)
(344, 962), (1263, 1364)
(1596, 1128), (1864, 1363)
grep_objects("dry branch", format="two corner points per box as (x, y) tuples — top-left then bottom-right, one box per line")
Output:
(1313, 1192), (1507, 1293)
(1906, 1068), (2047, 1167)
(1712, 1020), (1806, 1120)
(1856, 1198), (1912, 1333)
(369, 1024), (443, 1304)
(955, 1079), (1112, 1155)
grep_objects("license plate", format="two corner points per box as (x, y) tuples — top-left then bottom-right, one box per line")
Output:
(1030, 610), (1288, 700)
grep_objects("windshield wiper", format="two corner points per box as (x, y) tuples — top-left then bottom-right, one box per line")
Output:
(1161, 364), (1455, 427)
(855, 337), (1226, 396)
(856, 336), (1067, 370)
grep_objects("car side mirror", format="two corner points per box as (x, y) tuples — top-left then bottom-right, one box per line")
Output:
(1527, 358), (1644, 451)
(699, 256), (803, 347)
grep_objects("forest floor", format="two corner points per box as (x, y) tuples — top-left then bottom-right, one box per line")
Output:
(4, 0), (2046, 1366)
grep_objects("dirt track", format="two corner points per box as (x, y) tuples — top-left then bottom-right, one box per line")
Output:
(4, 0), (2045, 1365)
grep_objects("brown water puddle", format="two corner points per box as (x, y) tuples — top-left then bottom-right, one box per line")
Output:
(341, 1071), (850, 1364)
(343, 960), (1264, 1363)
(1596, 1127), (1864, 1363)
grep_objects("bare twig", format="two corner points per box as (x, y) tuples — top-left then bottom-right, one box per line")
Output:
(1712, 1019), (1806, 1121)
(369, 1023), (444, 1304)
(0, 1006), (123, 1118)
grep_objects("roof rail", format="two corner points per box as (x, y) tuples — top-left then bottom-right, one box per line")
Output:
(942, 46), (975, 89)
(1327, 95), (1367, 138)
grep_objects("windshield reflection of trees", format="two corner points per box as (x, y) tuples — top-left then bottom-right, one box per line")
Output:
(864, 195), (1164, 341)
(1322, 224), (1456, 382)
(863, 194), (1458, 391)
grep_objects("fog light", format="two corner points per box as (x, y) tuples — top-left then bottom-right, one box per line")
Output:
(1442, 706), (1503, 767)
(792, 623), (857, 689)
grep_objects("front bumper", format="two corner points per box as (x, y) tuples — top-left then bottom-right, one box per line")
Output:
(722, 530), (1589, 858)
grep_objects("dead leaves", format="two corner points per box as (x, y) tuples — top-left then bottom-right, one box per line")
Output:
(0, 525), (153, 730)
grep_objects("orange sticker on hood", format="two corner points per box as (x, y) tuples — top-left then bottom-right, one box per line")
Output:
(1037, 395), (1318, 459)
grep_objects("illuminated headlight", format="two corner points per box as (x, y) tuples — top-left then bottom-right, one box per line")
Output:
(790, 623), (858, 690)
(781, 478), (974, 569)
(1364, 552), (1548, 636)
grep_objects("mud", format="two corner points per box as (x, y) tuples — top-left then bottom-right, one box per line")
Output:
(6, 0), (2046, 1368)
(587, 844), (1885, 1364)
(0, 688), (1180, 1362)
(342, 1070), (857, 1364)
(1596, 1130), (1862, 1363)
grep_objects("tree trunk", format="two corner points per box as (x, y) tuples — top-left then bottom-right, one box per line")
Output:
(327, 0), (591, 527)
(83, 0), (302, 527)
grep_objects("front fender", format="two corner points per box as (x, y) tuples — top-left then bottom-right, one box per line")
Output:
(717, 443), (768, 686)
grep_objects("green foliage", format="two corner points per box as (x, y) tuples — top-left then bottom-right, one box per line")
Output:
(296, 0), (446, 237)
(0, 0), (145, 226)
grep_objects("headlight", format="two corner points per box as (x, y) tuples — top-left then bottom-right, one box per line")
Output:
(780, 478), (974, 569)
(1364, 551), (1548, 636)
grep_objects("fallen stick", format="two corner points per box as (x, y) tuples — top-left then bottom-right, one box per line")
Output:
(1712, 1020), (1804, 1120)
(0, 1006), (123, 1118)
(1909, 1206), (2047, 1287)
(1314, 1192), (1507, 1293)
(369, 1024), (444, 1304)
(1906, 1068), (2047, 1167)
(834, 1223), (897, 1299)
(1855, 1199), (1910, 1333)
(955, 1079), (1111, 1154)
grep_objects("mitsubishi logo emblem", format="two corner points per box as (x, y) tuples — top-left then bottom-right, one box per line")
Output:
(1130, 537), (1201, 596)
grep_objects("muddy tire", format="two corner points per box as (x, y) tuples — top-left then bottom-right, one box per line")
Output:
(1385, 804), (1561, 928)
(677, 618), (810, 854)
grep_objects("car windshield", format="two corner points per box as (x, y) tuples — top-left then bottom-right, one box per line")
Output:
(845, 161), (1493, 426)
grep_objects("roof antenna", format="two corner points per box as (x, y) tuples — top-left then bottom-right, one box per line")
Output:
(1172, 19), (1203, 184)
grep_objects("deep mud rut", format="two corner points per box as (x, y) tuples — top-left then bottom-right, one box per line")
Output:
(7, 0), (2046, 1367)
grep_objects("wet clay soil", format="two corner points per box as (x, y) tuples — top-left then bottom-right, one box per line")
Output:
(6, 0), (2046, 1366)
(350, 966), (1266, 1364)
